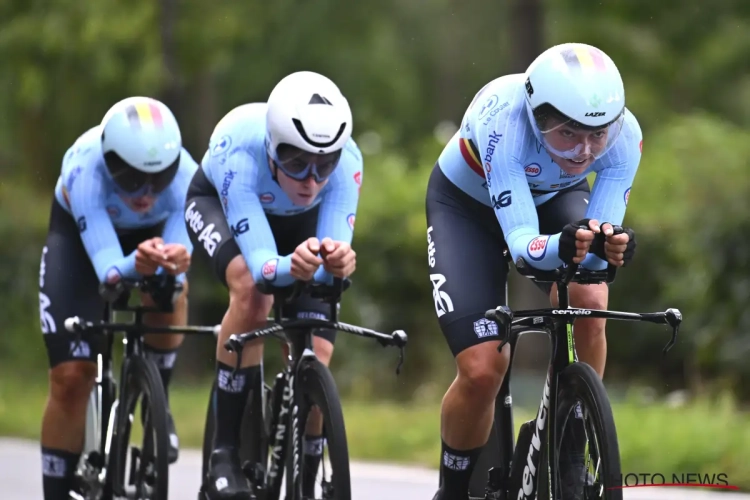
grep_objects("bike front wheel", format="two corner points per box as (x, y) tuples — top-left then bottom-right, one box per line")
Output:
(285, 358), (351, 500)
(110, 356), (170, 500)
(545, 361), (622, 500)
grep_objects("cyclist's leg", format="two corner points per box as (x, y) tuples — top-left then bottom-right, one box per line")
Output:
(186, 168), (270, 498)
(536, 181), (608, 377)
(39, 199), (107, 500)
(120, 223), (186, 462)
(425, 165), (511, 500)
(266, 206), (334, 491)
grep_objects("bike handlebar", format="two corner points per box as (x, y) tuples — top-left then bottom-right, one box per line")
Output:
(513, 224), (634, 285)
(255, 277), (352, 303)
(484, 305), (682, 357)
(98, 274), (183, 311)
(63, 315), (220, 337)
(515, 257), (617, 285)
(224, 317), (408, 375)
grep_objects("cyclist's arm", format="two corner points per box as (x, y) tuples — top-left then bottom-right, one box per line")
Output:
(68, 166), (140, 282)
(211, 149), (296, 287)
(160, 149), (199, 282)
(474, 115), (566, 271)
(580, 113), (643, 270)
(312, 145), (362, 282)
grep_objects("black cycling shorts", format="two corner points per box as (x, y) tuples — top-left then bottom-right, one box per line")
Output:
(425, 164), (590, 357)
(39, 199), (165, 368)
(185, 167), (337, 344)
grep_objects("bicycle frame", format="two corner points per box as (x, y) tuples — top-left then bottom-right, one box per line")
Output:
(244, 282), (344, 499)
(69, 278), (220, 499)
(480, 257), (681, 499)
(263, 313), (321, 498)
(223, 278), (407, 499)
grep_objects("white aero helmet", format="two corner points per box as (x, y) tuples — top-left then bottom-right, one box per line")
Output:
(101, 96), (182, 193)
(265, 71), (353, 182)
(524, 43), (625, 160)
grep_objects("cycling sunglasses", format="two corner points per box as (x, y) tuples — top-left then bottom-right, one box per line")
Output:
(104, 151), (180, 195)
(271, 145), (342, 183)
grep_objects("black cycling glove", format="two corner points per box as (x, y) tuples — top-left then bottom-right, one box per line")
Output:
(558, 218), (595, 264)
(616, 226), (637, 265)
(589, 224), (638, 265)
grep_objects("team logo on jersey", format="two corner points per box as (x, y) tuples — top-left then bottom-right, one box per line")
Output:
(524, 163), (541, 177)
(353, 171), (362, 194)
(261, 258), (278, 282)
(347, 213), (356, 231)
(624, 187), (631, 205)
(478, 95), (499, 120)
(527, 235), (549, 261)
(211, 135), (232, 157)
(259, 192), (275, 204)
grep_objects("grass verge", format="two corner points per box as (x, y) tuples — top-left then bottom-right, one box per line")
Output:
(1, 377), (747, 490)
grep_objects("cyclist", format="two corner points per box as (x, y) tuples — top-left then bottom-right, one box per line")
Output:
(38, 96), (197, 500)
(185, 71), (361, 499)
(426, 43), (638, 499)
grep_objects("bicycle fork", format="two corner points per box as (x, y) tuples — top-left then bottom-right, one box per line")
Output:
(264, 366), (296, 498)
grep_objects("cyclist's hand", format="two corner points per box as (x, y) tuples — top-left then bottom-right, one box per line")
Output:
(162, 243), (191, 275)
(600, 224), (636, 267)
(320, 237), (356, 278)
(135, 237), (165, 275)
(291, 237), (324, 281)
(558, 219), (601, 264)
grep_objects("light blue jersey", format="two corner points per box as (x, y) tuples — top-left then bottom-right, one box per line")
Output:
(54, 126), (199, 282)
(199, 103), (363, 287)
(438, 74), (642, 270)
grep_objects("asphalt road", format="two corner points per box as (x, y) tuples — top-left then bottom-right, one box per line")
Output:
(1, 437), (746, 499)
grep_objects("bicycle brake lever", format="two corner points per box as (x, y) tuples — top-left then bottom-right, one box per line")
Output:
(662, 324), (679, 357)
(223, 335), (244, 378)
(661, 308), (682, 357)
(231, 351), (243, 380)
(395, 347), (405, 376)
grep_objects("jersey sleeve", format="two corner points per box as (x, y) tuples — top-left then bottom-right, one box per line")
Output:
(316, 144), (361, 244)
(67, 163), (139, 282)
(578, 112), (643, 270)
(160, 149), (199, 282)
(311, 144), (362, 283)
(586, 113), (642, 229)
(470, 98), (565, 271)
(206, 147), (296, 287)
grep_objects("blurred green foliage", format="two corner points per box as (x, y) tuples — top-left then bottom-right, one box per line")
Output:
(1, 0), (750, 406)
